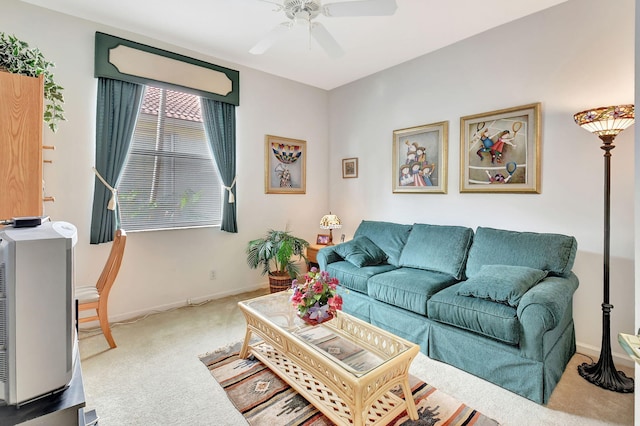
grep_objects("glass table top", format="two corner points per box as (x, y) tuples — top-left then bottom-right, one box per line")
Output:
(241, 291), (411, 377)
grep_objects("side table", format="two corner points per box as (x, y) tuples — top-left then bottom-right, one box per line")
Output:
(306, 244), (324, 270)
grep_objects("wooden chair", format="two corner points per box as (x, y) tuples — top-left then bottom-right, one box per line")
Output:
(76, 229), (127, 348)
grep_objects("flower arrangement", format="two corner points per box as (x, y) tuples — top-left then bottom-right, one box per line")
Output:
(290, 267), (342, 324)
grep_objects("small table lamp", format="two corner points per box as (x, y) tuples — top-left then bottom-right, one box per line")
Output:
(573, 104), (634, 393)
(319, 212), (342, 245)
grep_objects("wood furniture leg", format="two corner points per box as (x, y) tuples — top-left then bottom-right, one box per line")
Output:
(402, 378), (419, 420)
(239, 329), (252, 359)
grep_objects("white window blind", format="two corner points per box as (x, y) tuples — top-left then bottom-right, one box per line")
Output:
(118, 86), (222, 231)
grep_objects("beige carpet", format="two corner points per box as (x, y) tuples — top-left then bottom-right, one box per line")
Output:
(78, 289), (634, 425)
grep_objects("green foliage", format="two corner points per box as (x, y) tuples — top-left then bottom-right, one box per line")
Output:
(0, 32), (65, 132)
(180, 189), (201, 210)
(246, 229), (309, 278)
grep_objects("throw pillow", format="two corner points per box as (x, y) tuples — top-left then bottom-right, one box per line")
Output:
(334, 236), (388, 267)
(456, 264), (548, 307)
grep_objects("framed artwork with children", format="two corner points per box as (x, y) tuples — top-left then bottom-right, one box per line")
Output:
(459, 103), (541, 193)
(392, 121), (448, 194)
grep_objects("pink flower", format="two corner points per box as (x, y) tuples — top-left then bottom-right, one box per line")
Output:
(328, 295), (343, 311)
(290, 291), (303, 305)
(312, 281), (324, 294)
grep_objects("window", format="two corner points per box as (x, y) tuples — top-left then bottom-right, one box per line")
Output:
(118, 86), (222, 231)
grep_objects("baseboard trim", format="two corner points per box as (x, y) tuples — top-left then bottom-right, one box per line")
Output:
(80, 282), (269, 327)
(576, 342), (634, 368)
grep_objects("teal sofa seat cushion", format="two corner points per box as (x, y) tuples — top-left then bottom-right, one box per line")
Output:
(428, 283), (520, 345)
(465, 227), (577, 278)
(398, 224), (474, 280)
(367, 268), (459, 316)
(333, 235), (388, 267)
(353, 220), (412, 266)
(457, 264), (548, 307)
(325, 260), (397, 294)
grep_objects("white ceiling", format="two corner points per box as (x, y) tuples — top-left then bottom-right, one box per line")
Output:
(23, 0), (568, 90)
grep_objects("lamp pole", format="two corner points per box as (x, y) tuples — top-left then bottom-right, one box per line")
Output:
(576, 134), (634, 392)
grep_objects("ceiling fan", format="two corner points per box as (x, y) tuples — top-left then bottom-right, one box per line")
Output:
(250, 0), (398, 58)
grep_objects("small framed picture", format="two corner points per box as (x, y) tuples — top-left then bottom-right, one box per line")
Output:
(392, 121), (448, 194)
(460, 103), (541, 193)
(342, 157), (358, 178)
(316, 234), (330, 245)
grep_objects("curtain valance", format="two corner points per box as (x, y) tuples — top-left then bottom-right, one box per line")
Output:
(95, 32), (239, 106)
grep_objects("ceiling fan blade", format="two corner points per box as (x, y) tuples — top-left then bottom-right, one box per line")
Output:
(310, 22), (344, 58)
(322, 0), (397, 17)
(249, 22), (292, 55)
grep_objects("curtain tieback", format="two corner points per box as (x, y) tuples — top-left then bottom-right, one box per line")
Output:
(93, 167), (118, 210)
(224, 177), (237, 203)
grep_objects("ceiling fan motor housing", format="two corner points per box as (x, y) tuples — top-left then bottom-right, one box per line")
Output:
(284, 0), (322, 21)
(251, 0), (397, 57)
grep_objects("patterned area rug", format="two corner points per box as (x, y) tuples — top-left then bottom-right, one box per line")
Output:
(199, 342), (499, 425)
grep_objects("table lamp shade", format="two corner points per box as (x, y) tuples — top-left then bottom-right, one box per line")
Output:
(320, 213), (341, 245)
(573, 104), (634, 137)
(319, 214), (342, 230)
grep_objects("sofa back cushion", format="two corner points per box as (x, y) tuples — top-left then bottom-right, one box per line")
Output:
(465, 227), (578, 278)
(398, 224), (474, 280)
(354, 220), (412, 266)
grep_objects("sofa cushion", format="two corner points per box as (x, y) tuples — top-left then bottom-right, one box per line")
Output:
(353, 220), (412, 267)
(367, 267), (459, 316)
(326, 260), (397, 294)
(456, 265), (548, 307)
(398, 224), (474, 280)
(465, 227), (578, 278)
(333, 236), (388, 267)
(428, 283), (520, 345)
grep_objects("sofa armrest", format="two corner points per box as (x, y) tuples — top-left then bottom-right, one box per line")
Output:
(317, 246), (343, 270)
(517, 272), (579, 359)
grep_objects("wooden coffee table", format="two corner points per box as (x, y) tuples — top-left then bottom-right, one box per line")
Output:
(238, 291), (419, 426)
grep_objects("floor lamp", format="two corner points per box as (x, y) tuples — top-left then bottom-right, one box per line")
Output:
(573, 104), (635, 393)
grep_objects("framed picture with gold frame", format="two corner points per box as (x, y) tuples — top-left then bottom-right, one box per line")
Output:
(392, 121), (448, 193)
(264, 135), (306, 194)
(460, 103), (541, 193)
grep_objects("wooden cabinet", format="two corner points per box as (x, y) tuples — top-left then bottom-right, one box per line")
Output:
(0, 72), (44, 220)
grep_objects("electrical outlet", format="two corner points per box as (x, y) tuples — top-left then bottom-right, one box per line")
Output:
(209, 270), (216, 280)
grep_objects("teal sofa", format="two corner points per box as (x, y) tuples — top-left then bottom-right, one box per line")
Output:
(317, 220), (579, 404)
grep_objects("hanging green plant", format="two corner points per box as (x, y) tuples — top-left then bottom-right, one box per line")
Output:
(0, 32), (65, 132)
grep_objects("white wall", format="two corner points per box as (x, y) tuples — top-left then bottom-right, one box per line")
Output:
(2, 1), (329, 320)
(328, 0), (635, 364)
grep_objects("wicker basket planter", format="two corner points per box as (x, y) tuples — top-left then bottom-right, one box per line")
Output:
(269, 272), (293, 293)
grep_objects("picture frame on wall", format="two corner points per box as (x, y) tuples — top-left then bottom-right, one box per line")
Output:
(392, 121), (448, 194)
(460, 103), (541, 193)
(264, 135), (306, 194)
(342, 157), (358, 178)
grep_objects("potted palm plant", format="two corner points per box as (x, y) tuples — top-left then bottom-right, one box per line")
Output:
(246, 229), (309, 293)
(0, 32), (65, 132)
